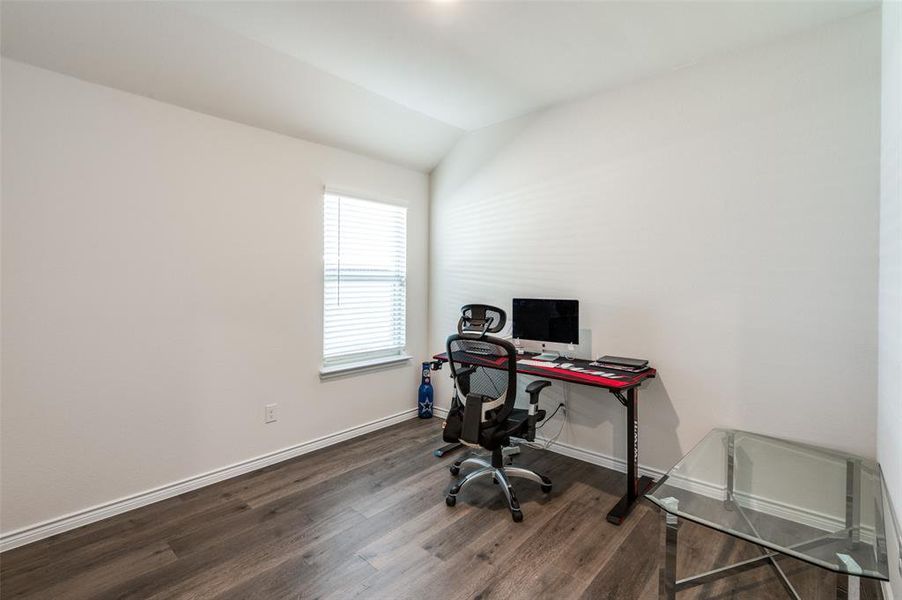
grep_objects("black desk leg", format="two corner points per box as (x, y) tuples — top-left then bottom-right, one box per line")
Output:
(607, 387), (655, 525)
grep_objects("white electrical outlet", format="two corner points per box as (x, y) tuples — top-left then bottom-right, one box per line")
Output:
(264, 403), (278, 423)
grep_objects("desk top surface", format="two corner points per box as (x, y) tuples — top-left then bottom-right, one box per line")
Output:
(432, 350), (655, 391)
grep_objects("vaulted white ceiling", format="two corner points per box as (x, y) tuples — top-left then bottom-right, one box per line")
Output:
(1, 1), (875, 172)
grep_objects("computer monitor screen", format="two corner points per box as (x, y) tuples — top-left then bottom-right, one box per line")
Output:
(512, 298), (579, 344)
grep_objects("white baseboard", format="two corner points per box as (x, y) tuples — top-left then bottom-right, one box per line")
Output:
(0, 407), (420, 553)
(535, 436), (667, 481)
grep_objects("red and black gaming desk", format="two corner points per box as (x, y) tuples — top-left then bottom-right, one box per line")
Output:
(431, 350), (657, 526)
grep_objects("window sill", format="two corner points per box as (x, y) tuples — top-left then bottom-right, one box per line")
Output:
(319, 354), (413, 380)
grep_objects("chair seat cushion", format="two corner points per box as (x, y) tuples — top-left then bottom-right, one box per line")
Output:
(479, 408), (547, 449)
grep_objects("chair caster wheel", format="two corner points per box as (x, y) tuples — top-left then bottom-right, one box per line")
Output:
(446, 495), (456, 507)
(449, 465), (460, 476)
(511, 509), (523, 522)
(541, 484), (552, 493)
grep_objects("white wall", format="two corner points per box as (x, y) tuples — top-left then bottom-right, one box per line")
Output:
(0, 59), (429, 536)
(878, 0), (902, 595)
(430, 11), (881, 478)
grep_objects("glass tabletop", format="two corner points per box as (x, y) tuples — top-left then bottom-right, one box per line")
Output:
(645, 429), (890, 581)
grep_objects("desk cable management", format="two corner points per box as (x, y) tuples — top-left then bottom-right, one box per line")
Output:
(519, 382), (568, 451)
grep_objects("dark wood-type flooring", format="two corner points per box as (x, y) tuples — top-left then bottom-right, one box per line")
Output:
(0, 418), (884, 599)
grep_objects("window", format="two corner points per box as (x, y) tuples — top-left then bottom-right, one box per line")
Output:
(322, 192), (408, 373)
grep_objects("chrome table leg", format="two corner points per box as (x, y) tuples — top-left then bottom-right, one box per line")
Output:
(836, 572), (860, 600)
(659, 504), (679, 600)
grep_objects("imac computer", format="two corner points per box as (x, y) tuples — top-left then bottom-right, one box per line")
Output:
(512, 298), (579, 360)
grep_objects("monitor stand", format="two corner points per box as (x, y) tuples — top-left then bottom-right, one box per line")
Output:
(533, 350), (560, 361)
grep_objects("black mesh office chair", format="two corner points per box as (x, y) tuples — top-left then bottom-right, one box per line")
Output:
(443, 304), (553, 522)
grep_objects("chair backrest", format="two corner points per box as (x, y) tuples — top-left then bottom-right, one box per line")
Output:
(446, 333), (518, 444)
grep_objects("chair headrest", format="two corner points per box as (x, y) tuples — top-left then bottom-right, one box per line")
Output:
(458, 304), (507, 337)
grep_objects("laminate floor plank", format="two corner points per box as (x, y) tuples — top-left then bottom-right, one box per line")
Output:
(0, 418), (885, 599)
(579, 508), (662, 600)
(228, 424), (438, 509)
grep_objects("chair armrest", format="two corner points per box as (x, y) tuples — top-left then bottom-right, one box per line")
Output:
(524, 380), (551, 441)
(525, 380), (551, 403)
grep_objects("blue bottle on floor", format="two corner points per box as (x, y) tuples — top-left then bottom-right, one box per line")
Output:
(418, 362), (434, 418)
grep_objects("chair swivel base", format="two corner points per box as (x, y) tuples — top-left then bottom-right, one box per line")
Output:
(449, 448), (519, 475)
(445, 455), (551, 522)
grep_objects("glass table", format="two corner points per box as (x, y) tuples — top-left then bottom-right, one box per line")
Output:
(646, 429), (891, 599)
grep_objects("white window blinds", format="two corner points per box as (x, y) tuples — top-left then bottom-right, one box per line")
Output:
(323, 192), (407, 367)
